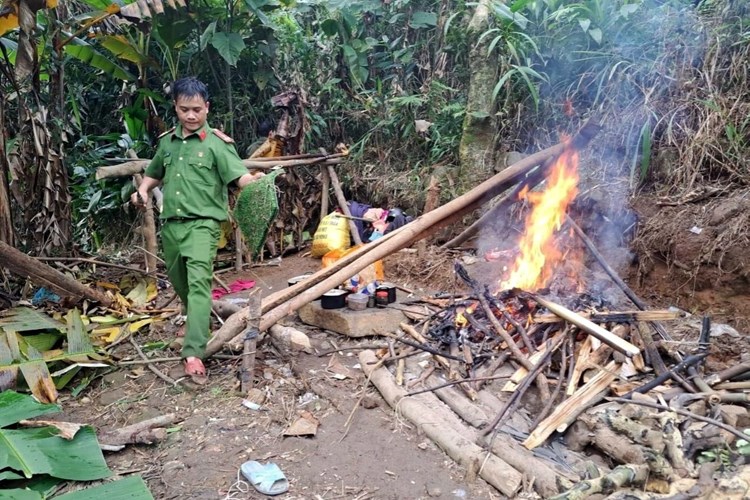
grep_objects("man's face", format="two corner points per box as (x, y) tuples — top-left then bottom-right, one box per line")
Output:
(175, 95), (209, 134)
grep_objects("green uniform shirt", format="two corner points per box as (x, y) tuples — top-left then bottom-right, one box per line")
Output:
(145, 123), (248, 221)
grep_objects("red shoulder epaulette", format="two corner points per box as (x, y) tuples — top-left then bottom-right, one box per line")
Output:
(212, 129), (235, 143)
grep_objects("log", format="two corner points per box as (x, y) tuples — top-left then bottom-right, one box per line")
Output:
(427, 374), (489, 428)
(523, 360), (620, 449)
(98, 413), (177, 448)
(0, 240), (113, 306)
(133, 172), (158, 272)
(550, 464), (649, 500)
(204, 121), (601, 356)
(534, 296), (640, 358)
(359, 350), (523, 497)
(268, 324), (312, 353)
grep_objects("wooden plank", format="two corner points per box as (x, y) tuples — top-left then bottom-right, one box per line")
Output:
(523, 361), (619, 450)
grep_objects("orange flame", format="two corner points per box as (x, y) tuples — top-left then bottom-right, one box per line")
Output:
(500, 148), (579, 291)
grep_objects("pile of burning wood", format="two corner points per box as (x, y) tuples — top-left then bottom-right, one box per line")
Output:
(359, 263), (750, 498)
(356, 131), (750, 498)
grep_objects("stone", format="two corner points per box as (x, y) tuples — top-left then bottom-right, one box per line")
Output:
(298, 301), (407, 338)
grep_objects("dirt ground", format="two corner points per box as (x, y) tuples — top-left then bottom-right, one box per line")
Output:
(50, 187), (750, 500)
(59, 252), (499, 500)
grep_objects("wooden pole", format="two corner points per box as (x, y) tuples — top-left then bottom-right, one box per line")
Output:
(0, 240), (113, 306)
(326, 164), (362, 246)
(203, 120), (601, 357)
(359, 350), (523, 497)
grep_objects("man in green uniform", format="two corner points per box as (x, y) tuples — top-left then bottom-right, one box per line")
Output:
(131, 77), (263, 378)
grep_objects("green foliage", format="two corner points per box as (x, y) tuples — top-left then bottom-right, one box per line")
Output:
(0, 391), (153, 499)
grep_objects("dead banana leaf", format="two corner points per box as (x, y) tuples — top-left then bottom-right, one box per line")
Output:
(18, 419), (84, 440)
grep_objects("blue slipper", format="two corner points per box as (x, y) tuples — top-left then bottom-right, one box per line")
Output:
(241, 460), (289, 496)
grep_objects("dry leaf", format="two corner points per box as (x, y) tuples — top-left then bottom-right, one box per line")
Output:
(18, 420), (83, 440)
(283, 411), (319, 437)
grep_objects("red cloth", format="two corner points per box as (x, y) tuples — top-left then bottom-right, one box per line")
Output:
(211, 279), (256, 300)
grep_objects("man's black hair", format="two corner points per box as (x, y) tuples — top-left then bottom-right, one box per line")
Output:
(172, 77), (209, 102)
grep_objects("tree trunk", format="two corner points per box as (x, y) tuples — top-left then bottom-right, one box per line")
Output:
(0, 89), (13, 246)
(458, 0), (497, 178)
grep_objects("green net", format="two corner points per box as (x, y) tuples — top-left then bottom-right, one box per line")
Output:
(233, 169), (283, 259)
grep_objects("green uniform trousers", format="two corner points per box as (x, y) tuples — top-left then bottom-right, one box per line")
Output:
(162, 218), (220, 359)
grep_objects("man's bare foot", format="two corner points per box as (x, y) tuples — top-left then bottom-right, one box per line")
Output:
(184, 357), (208, 384)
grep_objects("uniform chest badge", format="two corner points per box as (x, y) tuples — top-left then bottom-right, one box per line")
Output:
(198, 152), (204, 158)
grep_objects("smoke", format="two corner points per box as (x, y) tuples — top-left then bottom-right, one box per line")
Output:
(472, 1), (708, 296)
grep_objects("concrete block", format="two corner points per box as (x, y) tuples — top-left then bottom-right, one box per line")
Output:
(298, 300), (407, 337)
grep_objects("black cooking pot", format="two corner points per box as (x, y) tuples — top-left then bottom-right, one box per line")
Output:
(321, 289), (348, 309)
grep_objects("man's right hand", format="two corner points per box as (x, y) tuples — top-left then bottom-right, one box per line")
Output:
(130, 190), (148, 208)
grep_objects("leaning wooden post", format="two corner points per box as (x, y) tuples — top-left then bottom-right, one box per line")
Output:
(418, 174), (441, 257)
(240, 290), (261, 394)
(326, 164), (362, 245)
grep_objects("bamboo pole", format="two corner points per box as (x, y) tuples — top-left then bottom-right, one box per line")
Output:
(359, 350), (523, 497)
(95, 154), (347, 180)
(443, 163), (547, 248)
(533, 296), (641, 358)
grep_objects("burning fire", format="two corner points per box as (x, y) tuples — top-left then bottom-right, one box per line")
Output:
(500, 148), (580, 291)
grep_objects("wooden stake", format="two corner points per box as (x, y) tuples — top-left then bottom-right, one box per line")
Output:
(240, 290), (261, 394)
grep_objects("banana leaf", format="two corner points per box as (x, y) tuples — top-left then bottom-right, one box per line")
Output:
(9, 331), (59, 403)
(0, 308), (103, 401)
(0, 489), (42, 499)
(54, 476), (153, 500)
(0, 390), (59, 427)
(0, 332), (18, 391)
(65, 310), (94, 358)
(0, 308), (65, 333)
(0, 426), (111, 480)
